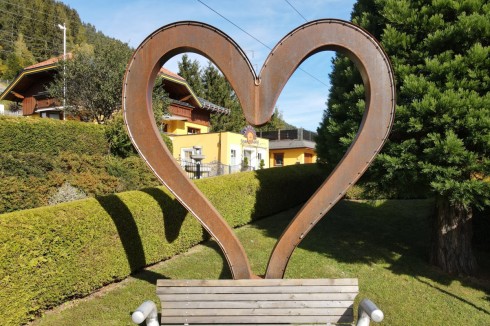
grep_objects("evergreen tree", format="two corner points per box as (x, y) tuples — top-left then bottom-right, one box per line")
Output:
(201, 62), (247, 132)
(257, 107), (288, 131)
(177, 56), (293, 133)
(152, 74), (171, 131)
(317, 0), (490, 275)
(178, 54), (204, 97)
(0, 0), (89, 79)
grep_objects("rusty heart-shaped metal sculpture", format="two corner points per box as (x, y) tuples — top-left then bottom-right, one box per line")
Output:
(122, 19), (395, 279)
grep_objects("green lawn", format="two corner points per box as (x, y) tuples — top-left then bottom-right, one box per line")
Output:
(29, 199), (490, 326)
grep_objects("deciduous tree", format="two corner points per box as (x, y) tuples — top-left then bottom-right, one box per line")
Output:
(49, 38), (132, 124)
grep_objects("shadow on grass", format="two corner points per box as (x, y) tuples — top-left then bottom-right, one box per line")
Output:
(132, 268), (170, 283)
(415, 276), (490, 315)
(249, 196), (490, 316)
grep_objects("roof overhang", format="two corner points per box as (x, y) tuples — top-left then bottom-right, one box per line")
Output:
(269, 139), (316, 150)
(160, 70), (230, 115)
(35, 106), (64, 113)
(163, 115), (188, 121)
(0, 64), (57, 101)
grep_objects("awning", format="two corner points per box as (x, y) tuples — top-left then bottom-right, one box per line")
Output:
(163, 115), (188, 121)
(35, 107), (64, 113)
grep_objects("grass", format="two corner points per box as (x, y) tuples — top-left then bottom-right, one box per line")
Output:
(29, 199), (490, 326)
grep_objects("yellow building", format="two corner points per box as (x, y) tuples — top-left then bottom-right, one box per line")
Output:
(155, 69), (316, 174)
(269, 145), (317, 167)
(258, 129), (317, 167)
(159, 68), (230, 135)
(170, 131), (269, 177)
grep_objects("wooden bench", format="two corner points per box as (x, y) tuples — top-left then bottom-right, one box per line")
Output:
(131, 278), (384, 325)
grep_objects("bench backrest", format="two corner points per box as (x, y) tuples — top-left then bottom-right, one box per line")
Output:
(156, 278), (359, 325)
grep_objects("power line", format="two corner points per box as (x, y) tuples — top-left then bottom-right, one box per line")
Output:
(196, 0), (328, 87)
(0, 8), (51, 25)
(196, 0), (272, 50)
(0, 0), (68, 23)
(284, 0), (308, 23)
(0, 30), (60, 46)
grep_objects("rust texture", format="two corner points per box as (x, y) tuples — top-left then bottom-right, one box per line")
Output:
(122, 19), (395, 280)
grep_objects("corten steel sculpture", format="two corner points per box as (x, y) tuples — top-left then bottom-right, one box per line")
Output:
(122, 19), (395, 280)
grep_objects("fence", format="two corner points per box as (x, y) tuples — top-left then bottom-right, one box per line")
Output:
(0, 108), (22, 117)
(177, 159), (254, 179)
(0, 111), (22, 117)
(257, 128), (317, 141)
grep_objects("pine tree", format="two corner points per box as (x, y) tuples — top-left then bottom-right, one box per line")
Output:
(177, 56), (292, 133)
(317, 0), (490, 275)
(201, 62), (247, 132)
(153, 74), (171, 131)
(0, 0), (90, 79)
(178, 54), (204, 97)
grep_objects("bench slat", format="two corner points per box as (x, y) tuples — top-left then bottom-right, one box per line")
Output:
(162, 308), (353, 316)
(157, 278), (358, 287)
(158, 293), (357, 301)
(162, 315), (353, 324)
(158, 285), (359, 294)
(157, 279), (358, 325)
(162, 300), (353, 309)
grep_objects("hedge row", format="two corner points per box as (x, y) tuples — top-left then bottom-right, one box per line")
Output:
(0, 116), (108, 156)
(0, 164), (328, 325)
(0, 152), (159, 213)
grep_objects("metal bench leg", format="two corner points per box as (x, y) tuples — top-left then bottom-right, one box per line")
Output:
(356, 298), (384, 326)
(132, 300), (159, 326)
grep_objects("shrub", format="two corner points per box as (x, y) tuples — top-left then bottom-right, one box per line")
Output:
(105, 155), (159, 191)
(0, 164), (328, 325)
(0, 151), (159, 213)
(105, 112), (136, 158)
(0, 152), (54, 178)
(0, 116), (107, 155)
(48, 182), (87, 205)
(104, 112), (174, 157)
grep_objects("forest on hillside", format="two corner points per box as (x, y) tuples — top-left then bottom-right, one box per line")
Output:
(0, 0), (292, 130)
(0, 0), (130, 81)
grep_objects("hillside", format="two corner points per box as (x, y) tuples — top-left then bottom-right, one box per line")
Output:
(0, 0), (131, 81)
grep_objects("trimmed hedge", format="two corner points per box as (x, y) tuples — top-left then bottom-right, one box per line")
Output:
(0, 116), (108, 156)
(0, 152), (159, 213)
(0, 164), (328, 325)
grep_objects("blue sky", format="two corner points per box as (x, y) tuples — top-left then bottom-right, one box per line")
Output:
(60, 0), (357, 131)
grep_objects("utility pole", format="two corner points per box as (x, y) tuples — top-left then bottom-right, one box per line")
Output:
(57, 23), (66, 120)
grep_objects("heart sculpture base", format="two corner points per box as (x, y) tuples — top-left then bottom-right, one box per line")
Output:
(123, 19), (395, 279)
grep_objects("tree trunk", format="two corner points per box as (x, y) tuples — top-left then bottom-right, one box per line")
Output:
(430, 196), (478, 275)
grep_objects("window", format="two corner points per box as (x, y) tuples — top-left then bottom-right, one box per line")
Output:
(231, 149), (237, 165)
(304, 153), (313, 164)
(40, 112), (61, 119)
(181, 148), (194, 164)
(187, 127), (200, 134)
(274, 153), (284, 166)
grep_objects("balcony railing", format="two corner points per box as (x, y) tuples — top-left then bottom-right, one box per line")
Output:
(177, 159), (254, 179)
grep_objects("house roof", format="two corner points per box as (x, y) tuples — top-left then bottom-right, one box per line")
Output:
(0, 54), (69, 102)
(159, 68), (230, 115)
(24, 53), (70, 70)
(0, 54), (230, 116)
(160, 67), (185, 81)
(269, 139), (316, 150)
